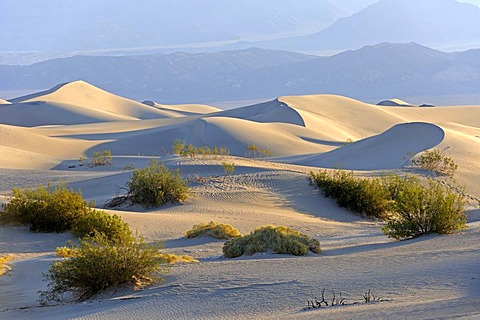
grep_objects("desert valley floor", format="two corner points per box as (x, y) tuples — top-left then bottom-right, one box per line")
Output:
(0, 81), (479, 319)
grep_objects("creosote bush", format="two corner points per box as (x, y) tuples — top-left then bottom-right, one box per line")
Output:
(90, 150), (112, 166)
(185, 221), (241, 240)
(222, 162), (235, 177)
(223, 226), (320, 258)
(0, 185), (94, 233)
(245, 145), (273, 158)
(309, 170), (391, 219)
(172, 139), (230, 159)
(42, 232), (164, 302)
(411, 147), (458, 176)
(310, 170), (467, 240)
(71, 210), (132, 241)
(126, 159), (189, 208)
(0, 184), (135, 244)
(382, 178), (467, 240)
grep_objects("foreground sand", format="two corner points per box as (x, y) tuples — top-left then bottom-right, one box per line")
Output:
(0, 82), (479, 319)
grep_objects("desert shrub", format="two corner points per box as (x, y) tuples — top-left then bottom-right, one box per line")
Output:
(309, 170), (391, 219)
(185, 221), (241, 240)
(223, 226), (320, 258)
(382, 178), (467, 240)
(126, 159), (189, 208)
(222, 162), (235, 177)
(157, 253), (198, 264)
(55, 245), (78, 258)
(245, 145), (272, 158)
(411, 147), (458, 176)
(0, 185), (93, 233)
(172, 140), (230, 159)
(71, 210), (131, 241)
(310, 170), (468, 240)
(90, 150), (112, 166)
(42, 233), (164, 301)
(0, 256), (12, 276)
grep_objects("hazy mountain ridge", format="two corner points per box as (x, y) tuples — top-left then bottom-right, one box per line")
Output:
(308, 0), (480, 50)
(2, 43), (480, 104)
(0, 0), (360, 52)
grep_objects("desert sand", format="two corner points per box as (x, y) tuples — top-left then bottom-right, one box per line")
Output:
(0, 81), (479, 319)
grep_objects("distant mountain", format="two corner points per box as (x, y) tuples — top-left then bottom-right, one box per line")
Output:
(0, 48), (317, 102)
(0, 0), (352, 53)
(307, 0), (480, 50)
(2, 43), (480, 104)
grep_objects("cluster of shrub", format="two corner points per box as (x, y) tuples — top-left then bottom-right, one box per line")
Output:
(0, 170), (194, 301)
(309, 170), (467, 240)
(245, 144), (273, 158)
(185, 221), (320, 258)
(173, 139), (230, 159)
(78, 150), (112, 167)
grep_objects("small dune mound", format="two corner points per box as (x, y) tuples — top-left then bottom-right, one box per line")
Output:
(377, 99), (413, 107)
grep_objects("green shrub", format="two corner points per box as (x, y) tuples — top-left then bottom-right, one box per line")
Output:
(222, 162), (235, 177)
(172, 140), (230, 159)
(71, 210), (132, 241)
(309, 170), (391, 219)
(185, 221), (241, 239)
(310, 170), (468, 240)
(41, 233), (163, 301)
(411, 147), (458, 176)
(245, 145), (273, 158)
(126, 159), (189, 208)
(0, 185), (93, 233)
(223, 226), (320, 258)
(90, 150), (112, 166)
(382, 178), (467, 240)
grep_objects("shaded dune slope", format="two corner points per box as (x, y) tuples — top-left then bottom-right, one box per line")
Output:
(282, 122), (445, 170)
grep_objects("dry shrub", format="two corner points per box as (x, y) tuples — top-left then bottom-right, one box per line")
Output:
(185, 221), (241, 239)
(223, 226), (320, 258)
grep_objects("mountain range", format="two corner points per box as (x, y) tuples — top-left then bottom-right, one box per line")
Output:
(2, 43), (480, 104)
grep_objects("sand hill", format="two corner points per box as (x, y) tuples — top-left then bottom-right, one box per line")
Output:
(0, 81), (479, 320)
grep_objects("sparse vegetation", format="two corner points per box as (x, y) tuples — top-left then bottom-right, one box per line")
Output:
(222, 162), (235, 178)
(411, 147), (458, 176)
(0, 185), (94, 233)
(157, 253), (198, 264)
(90, 150), (112, 166)
(173, 139), (230, 159)
(223, 226), (320, 258)
(0, 256), (12, 276)
(245, 144), (272, 158)
(185, 221), (241, 239)
(310, 170), (468, 240)
(41, 232), (164, 302)
(113, 159), (189, 208)
(305, 288), (390, 310)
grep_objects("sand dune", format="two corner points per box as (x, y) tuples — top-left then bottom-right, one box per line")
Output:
(0, 98), (11, 104)
(11, 81), (178, 121)
(143, 100), (222, 116)
(377, 98), (413, 106)
(283, 122), (445, 170)
(0, 82), (479, 319)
